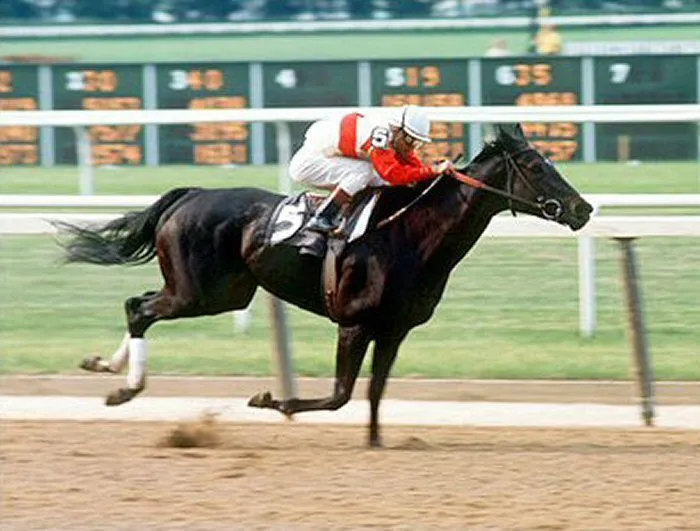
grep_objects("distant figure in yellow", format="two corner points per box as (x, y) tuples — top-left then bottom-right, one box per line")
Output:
(485, 38), (511, 57)
(535, 22), (563, 55)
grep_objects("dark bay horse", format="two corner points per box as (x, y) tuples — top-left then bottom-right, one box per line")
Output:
(59, 124), (593, 447)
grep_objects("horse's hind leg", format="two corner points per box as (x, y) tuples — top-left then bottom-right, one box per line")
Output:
(103, 290), (167, 406)
(248, 324), (371, 417)
(80, 291), (159, 374)
(80, 333), (129, 373)
(105, 274), (258, 406)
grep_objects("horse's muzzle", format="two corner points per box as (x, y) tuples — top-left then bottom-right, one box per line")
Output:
(566, 198), (594, 231)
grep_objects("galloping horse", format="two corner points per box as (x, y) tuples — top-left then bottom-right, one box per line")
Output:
(60, 124), (593, 447)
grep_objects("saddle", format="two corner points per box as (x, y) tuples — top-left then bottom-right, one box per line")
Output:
(265, 189), (381, 258)
(265, 190), (381, 320)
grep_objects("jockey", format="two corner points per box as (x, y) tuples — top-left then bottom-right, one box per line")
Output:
(289, 104), (455, 234)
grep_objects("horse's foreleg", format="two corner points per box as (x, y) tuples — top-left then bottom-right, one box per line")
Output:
(249, 324), (371, 417)
(367, 331), (407, 448)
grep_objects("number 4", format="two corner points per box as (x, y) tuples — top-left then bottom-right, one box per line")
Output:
(275, 69), (297, 89)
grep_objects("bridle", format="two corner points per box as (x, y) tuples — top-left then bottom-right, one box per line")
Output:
(453, 147), (564, 221)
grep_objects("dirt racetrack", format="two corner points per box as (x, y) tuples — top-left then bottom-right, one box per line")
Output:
(0, 378), (700, 531)
(3, 377), (700, 530)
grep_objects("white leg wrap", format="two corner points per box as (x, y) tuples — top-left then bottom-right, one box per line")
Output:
(108, 332), (130, 373)
(126, 338), (148, 390)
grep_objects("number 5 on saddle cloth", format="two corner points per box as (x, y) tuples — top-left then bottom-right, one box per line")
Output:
(265, 190), (380, 257)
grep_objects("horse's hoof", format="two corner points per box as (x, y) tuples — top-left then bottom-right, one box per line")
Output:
(277, 399), (297, 420)
(80, 356), (109, 373)
(105, 388), (136, 406)
(248, 391), (273, 409)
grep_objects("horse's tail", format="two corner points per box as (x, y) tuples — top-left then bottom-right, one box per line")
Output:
(57, 187), (197, 266)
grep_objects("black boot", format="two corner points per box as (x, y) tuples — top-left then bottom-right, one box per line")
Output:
(305, 196), (342, 233)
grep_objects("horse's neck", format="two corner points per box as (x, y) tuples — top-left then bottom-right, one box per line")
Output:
(459, 160), (508, 228)
(423, 165), (507, 268)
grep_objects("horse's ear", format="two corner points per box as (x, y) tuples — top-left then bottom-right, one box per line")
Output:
(495, 123), (525, 139)
(494, 124), (508, 139)
(495, 123), (522, 141)
(495, 123), (529, 148)
(513, 123), (526, 140)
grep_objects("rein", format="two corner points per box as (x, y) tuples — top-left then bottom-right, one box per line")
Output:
(376, 175), (444, 229)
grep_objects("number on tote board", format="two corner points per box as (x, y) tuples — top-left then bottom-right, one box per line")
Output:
(495, 64), (553, 87)
(275, 69), (297, 89)
(384, 66), (441, 88)
(64, 70), (118, 92)
(168, 69), (225, 91)
(609, 63), (631, 84)
(0, 71), (13, 92)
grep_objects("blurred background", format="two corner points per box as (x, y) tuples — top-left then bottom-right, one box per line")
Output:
(1, 0), (698, 23)
(0, 0), (698, 381)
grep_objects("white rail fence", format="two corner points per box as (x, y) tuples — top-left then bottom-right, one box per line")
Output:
(2, 193), (699, 338)
(5, 105), (698, 125)
(2, 104), (699, 195)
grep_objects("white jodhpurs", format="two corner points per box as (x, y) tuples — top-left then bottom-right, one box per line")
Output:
(289, 147), (384, 196)
(289, 119), (386, 196)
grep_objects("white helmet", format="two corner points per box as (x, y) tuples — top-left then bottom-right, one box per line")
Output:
(389, 105), (432, 143)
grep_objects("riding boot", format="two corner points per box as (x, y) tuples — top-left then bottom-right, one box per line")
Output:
(305, 188), (351, 235)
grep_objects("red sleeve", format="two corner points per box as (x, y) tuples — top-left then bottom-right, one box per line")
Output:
(369, 148), (436, 186)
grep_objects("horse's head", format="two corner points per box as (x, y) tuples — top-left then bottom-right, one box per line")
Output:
(465, 124), (593, 231)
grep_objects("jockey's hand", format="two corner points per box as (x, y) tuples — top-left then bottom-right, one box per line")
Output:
(433, 160), (456, 176)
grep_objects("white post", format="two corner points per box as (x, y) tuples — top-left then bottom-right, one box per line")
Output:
(268, 295), (297, 400)
(270, 120), (297, 400)
(616, 237), (655, 426)
(578, 235), (596, 337)
(73, 126), (94, 195)
(276, 121), (292, 194)
(234, 307), (251, 333)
